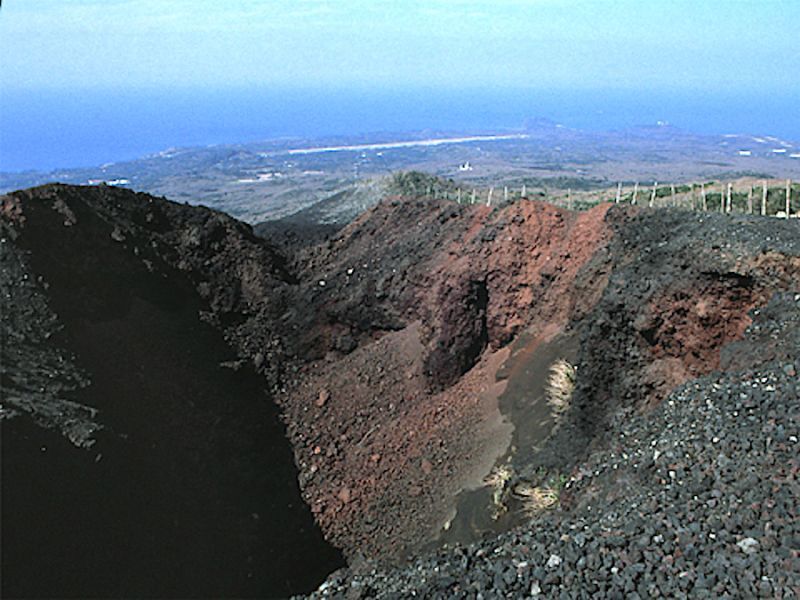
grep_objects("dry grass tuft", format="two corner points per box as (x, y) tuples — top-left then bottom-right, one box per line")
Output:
(546, 359), (576, 415)
(514, 482), (559, 517)
(483, 465), (513, 489)
(484, 465), (513, 519)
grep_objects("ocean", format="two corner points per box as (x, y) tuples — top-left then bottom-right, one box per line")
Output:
(2, 86), (798, 173)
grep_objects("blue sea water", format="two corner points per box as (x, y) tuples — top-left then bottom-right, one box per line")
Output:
(2, 86), (799, 173)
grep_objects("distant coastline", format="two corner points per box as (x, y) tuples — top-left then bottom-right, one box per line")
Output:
(3, 87), (799, 173)
(282, 134), (529, 156)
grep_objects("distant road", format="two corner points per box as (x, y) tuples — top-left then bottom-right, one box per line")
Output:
(282, 134), (529, 156)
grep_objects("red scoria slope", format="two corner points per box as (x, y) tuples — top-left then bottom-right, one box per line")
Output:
(276, 198), (800, 563)
(279, 198), (615, 559)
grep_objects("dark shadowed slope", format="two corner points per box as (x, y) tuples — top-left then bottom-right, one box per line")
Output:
(0, 185), (343, 598)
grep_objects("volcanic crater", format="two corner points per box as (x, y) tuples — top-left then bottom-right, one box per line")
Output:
(2, 184), (799, 598)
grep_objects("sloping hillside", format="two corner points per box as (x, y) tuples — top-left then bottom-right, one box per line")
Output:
(0, 185), (343, 598)
(2, 183), (799, 598)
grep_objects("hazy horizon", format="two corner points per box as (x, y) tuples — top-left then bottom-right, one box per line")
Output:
(4, 1), (798, 90)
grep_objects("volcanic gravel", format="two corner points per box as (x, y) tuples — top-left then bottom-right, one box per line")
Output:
(305, 293), (800, 599)
(298, 205), (800, 598)
(4, 185), (799, 598)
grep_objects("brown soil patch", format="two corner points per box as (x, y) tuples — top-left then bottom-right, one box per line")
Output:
(281, 323), (513, 560)
(280, 201), (616, 561)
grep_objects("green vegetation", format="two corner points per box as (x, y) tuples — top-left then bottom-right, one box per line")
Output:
(518, 176), (607, 192)
(389, 171), (460, 198)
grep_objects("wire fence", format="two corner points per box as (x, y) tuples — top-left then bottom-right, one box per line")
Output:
(421, 179), (798, 219)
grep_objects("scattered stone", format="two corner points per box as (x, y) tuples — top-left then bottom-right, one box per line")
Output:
(546, 555), (562, 569)
(736, 537), (759, 554)
(219, 359), (244, 371)
(316, 389), (330, 407)
(110, 227), (126, 242)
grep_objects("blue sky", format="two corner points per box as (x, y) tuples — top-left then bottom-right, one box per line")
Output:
(2, 0), (798, 92)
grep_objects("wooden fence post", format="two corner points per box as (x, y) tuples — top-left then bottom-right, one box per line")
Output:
(701, 182), (707, 211)
(787, 179), (792, 218)
(487, 187), (494, 207)
(616, 182), (622, 204)
(726, 182), (732, 213)
(522, 184), (526, 198)
(633, 182), (639, 205)
(719, 184), (725, 213)
(504, 186), (508, 203)
(471, 189), (476, 205)
(761, 181), (767, 215)
(650, 182), (657, 207)
(747, 187), (753, 214)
